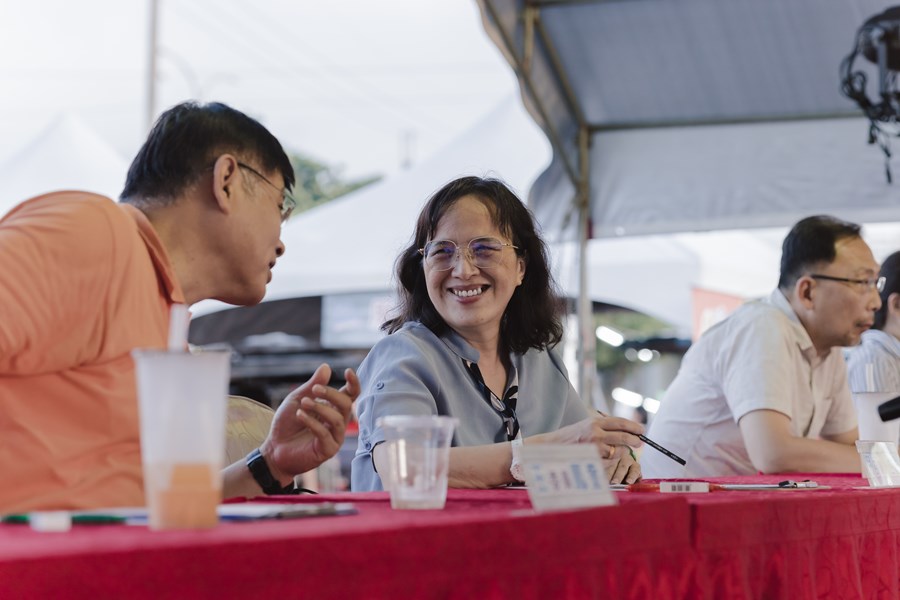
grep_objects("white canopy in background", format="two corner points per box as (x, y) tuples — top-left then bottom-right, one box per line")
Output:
(0, 114), (127, 215)
(192, 96), (552, 316)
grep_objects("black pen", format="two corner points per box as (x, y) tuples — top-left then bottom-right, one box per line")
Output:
(597, 411), (687, 466)
(637, 434), (686, 466)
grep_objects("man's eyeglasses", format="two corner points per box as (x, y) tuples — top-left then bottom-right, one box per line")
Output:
(419, 237), (518, 271)
(237, 162), (297, 222)
(809, 274), (886, 293)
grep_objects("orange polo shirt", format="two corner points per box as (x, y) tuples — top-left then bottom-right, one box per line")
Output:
(0, 192), (185, 512)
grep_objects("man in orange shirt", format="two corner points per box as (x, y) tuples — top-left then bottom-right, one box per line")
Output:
(0, 102), (358, 512)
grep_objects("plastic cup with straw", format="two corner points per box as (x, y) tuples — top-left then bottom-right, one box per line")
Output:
(167, 303), (190, 352)
(132, 303), (231, 529)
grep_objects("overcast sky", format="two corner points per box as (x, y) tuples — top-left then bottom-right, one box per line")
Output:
(0, 0), (519, 180)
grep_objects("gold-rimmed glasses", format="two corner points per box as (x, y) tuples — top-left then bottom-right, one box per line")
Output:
(419, 237), (518, 271)
(237, 162), (297, 222)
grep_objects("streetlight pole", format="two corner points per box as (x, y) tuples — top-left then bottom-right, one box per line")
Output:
(145, 0), (159, 132)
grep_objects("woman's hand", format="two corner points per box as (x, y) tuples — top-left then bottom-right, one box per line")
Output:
(529, 414), (644, 462)
(605, 448), (642, 484)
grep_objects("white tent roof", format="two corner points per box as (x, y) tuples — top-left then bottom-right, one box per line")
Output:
(0, 114), (127, 215)
(192, 96), (552, 317)
(273, 96), (552, 299)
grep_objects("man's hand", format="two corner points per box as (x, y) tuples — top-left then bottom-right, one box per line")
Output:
(259, 364), (360, 485)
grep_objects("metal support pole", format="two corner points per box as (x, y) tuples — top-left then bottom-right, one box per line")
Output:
(576, 125), (594, 405)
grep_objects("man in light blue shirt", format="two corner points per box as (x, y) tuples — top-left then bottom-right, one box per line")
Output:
(848, 251), (900, 392)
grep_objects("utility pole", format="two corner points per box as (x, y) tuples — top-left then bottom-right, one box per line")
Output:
(399, 129), (416, 170)
(145, 0), (159, 132)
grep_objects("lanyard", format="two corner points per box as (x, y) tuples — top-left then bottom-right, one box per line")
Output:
(463, 359), (520, 441)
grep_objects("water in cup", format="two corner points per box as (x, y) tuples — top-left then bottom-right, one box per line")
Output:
(377, 415), (457, 510)
(132, 349), (230, 530)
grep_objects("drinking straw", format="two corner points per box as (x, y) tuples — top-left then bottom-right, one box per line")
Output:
(167, 304), (189, 352)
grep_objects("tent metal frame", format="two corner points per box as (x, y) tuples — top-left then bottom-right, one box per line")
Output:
(480, 0), (599, 400)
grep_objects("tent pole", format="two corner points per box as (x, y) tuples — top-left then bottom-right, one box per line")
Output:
(576, 125), (594, 407)
(478, 0), (580, 186)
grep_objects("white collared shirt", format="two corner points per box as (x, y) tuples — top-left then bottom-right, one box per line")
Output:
(643, 289), (857, 478)
(846, 329), (900, 393)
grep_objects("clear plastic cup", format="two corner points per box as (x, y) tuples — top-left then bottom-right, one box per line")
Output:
(855, 440), (900, 487)
(852, 392), (900, 443)
(132, 349), (231, 530)
(376, 415), (458, 510)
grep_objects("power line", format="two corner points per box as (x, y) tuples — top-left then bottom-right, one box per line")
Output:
(164, 1), (396, 138)
(217, 0), (445, 134)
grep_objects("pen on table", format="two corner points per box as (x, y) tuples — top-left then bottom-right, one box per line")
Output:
(2, 514), (127, 525)
(610, 479), (818, 492)
(597, 411), (687, 466)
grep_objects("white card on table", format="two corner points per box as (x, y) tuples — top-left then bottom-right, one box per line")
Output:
(520, 443), (617, 512)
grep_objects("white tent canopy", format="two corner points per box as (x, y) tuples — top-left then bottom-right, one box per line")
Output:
(192, 96), (552, 317)
(0, 114), (127, 216)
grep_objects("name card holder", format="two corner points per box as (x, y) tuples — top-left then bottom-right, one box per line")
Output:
(520, 444), (617, 512)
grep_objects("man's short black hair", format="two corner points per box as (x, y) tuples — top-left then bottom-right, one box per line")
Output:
(120, 101), (294, 207)
(778, 215), (862, 291)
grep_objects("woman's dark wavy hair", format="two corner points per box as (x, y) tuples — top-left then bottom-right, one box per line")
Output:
(120, 101), (294, 208)
(874, 250), (900, 330)
(382, 176), (563, 354)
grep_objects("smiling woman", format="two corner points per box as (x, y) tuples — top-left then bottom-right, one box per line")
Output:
(350, 176), (646, 491)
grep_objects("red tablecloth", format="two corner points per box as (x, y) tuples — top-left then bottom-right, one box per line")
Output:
(682, 475), (900, 599)
(0, 489), (694, 599)
(3, 477), (899, 599)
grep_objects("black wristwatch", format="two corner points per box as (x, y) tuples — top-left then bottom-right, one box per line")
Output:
(246, 448), (295, 495)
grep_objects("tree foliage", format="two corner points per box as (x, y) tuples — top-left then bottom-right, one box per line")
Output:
(287, 152), (381, 216)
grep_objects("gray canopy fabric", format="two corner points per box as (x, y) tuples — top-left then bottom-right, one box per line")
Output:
(476, 0), (900, 400)
(477, 0), (900, 240)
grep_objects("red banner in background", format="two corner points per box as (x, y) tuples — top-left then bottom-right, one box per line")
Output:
(691, 287), (746, 341)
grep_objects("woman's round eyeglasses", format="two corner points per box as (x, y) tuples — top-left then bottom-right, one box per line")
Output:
(419, 237), (518, 271)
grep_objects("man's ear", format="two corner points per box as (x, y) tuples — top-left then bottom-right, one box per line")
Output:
(210, 154), (240, 214)
(889, 292), (900, 316)
(794, 276), (815, 309)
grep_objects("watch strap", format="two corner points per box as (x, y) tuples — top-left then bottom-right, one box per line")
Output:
(246, 448), (295, 495)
